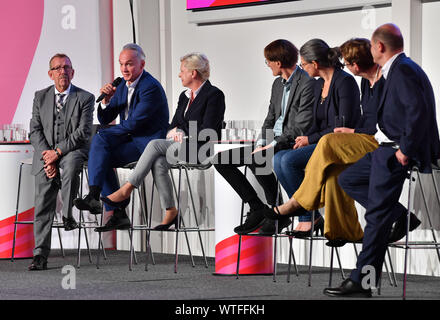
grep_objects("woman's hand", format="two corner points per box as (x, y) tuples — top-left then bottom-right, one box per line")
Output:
(293, 136), (309, 149)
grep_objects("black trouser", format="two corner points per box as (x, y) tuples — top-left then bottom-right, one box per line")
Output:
(213, 145), (282, 209)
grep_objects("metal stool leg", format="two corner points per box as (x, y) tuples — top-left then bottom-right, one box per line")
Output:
(272, 222), (279, 282)
(328, 246), (335, 287)
(235, 166), (247, 279)
(308, 210), (316, 287)
(11, 163), (24, 262)
(174, 167), (183, 273)
(335, 247), (346, 280)
(184, 167), (208, 268)
(418, 170), (440, 262)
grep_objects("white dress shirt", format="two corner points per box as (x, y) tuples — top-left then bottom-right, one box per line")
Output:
(374, 52), (404, 145)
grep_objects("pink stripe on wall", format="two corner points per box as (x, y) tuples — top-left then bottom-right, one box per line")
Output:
(187, 0), (215, 9)
(0, 0), (44, 124)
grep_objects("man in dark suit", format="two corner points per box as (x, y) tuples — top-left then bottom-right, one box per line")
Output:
(73, 43), (169, 231)
(98, 52), (225, 231)
(325, 23), (440, 297)
(214, 39), (315, 236)
(29, 53), (94, 270)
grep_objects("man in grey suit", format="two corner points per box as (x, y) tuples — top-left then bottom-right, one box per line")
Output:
(28, 53), (94, 270)
(214, 39), (315, 236)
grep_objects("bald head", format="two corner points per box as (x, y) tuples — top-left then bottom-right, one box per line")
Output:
(372, 23), (404, 53)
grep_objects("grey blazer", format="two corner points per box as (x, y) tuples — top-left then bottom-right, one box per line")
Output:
(29, 84), (94, 175)
(260, 67), (315, 151)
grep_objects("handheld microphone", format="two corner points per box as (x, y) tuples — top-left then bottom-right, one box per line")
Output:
(96, 77), (122, 103)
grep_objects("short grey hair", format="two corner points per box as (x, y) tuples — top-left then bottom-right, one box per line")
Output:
(180, 52), (210, 81)
(122, 43), (146, 60)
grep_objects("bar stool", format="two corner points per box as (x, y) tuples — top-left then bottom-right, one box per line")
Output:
(388, 162), (440, 299)
(94, 161), (155, 271)
(78, 163), (107, 268)
(285, 209), (397, 289)
(11, 159), (104, 267)
(145, 161), (214, 273)
(11, 158), (66, 260)
(235, 167), (299, 282)
(121, 161), (155, 271)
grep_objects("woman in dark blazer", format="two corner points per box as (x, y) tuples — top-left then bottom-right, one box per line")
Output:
(99, 52), (225, 231)
(272, 39), (361, 235)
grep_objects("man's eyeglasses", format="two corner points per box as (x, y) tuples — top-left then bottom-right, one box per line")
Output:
(50, 65), (72, 72)
(300, 61), (310, 69)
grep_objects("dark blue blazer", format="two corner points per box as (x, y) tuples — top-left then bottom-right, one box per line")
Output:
(307, 68), (361, 144)
(97, 70), (169, 152)
(170, 80), (225, 161)
(377, 53), (440, 173)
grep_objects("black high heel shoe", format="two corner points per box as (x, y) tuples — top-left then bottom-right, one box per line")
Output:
(100, 196), (130, 209)
(262, 204), (309, 220)
(154, 216), (178, 231)
(286, 216), (324, 238)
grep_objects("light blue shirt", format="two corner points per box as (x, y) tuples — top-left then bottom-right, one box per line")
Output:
(257, 67), (297, 147)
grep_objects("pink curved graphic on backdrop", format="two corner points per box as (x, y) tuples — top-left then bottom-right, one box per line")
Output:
(0, 0), (44, 124)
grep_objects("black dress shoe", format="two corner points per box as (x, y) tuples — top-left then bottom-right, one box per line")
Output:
(28, 255), (48, 271)
(389, 212), (421, 243)
(326, 237), (363, 247)
(323, 278), (372, 298)
(73, 194), (102, 215)
(94, 211), (131, 232)
(258, 217), (292, 236)
(62, 216), (78, 231)
(262, 204), (308, 220)
(154, 216), (178, 231)
(100, 196), (130, 209)
(234, 208), (266, 235)
(286, 216), (324, 238)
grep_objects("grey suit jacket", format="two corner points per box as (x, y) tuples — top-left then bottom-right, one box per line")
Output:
(260, 67), (315, 151)
(29, 84), (94, 175)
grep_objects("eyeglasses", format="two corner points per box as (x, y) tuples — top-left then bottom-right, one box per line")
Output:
(50, 65), (72, 72)
(264, 59), (270, 66)
(299, 61), (310, 69)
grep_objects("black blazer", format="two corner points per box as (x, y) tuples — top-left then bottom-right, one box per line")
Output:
(377, 53), (440, 172)
(307, 68), (361, 144)
(169, 80), (226, 162)
(260, 67), (315, 151)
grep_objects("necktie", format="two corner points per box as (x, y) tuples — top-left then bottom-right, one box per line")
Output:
(56, 93), (66, 113)
(188, 91), (195, 108)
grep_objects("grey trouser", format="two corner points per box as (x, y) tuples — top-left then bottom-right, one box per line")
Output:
(33, 149), (87, 258)
(128, 139), (180, 210)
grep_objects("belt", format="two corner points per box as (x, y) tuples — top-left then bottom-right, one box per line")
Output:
(379, 142), (400, 149)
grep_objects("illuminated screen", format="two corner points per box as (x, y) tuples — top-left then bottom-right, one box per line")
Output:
(187, 0), (275, 10)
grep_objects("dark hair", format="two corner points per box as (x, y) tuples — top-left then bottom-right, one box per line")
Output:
(372, 24), (404, 52)
(264, 39), (298, 68)
(49, 53), (72, 69)
(300, 39), (343, 69)
(339, 38), (375, 71)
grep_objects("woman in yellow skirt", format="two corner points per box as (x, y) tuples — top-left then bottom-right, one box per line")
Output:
(264, 38), (384, 244)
